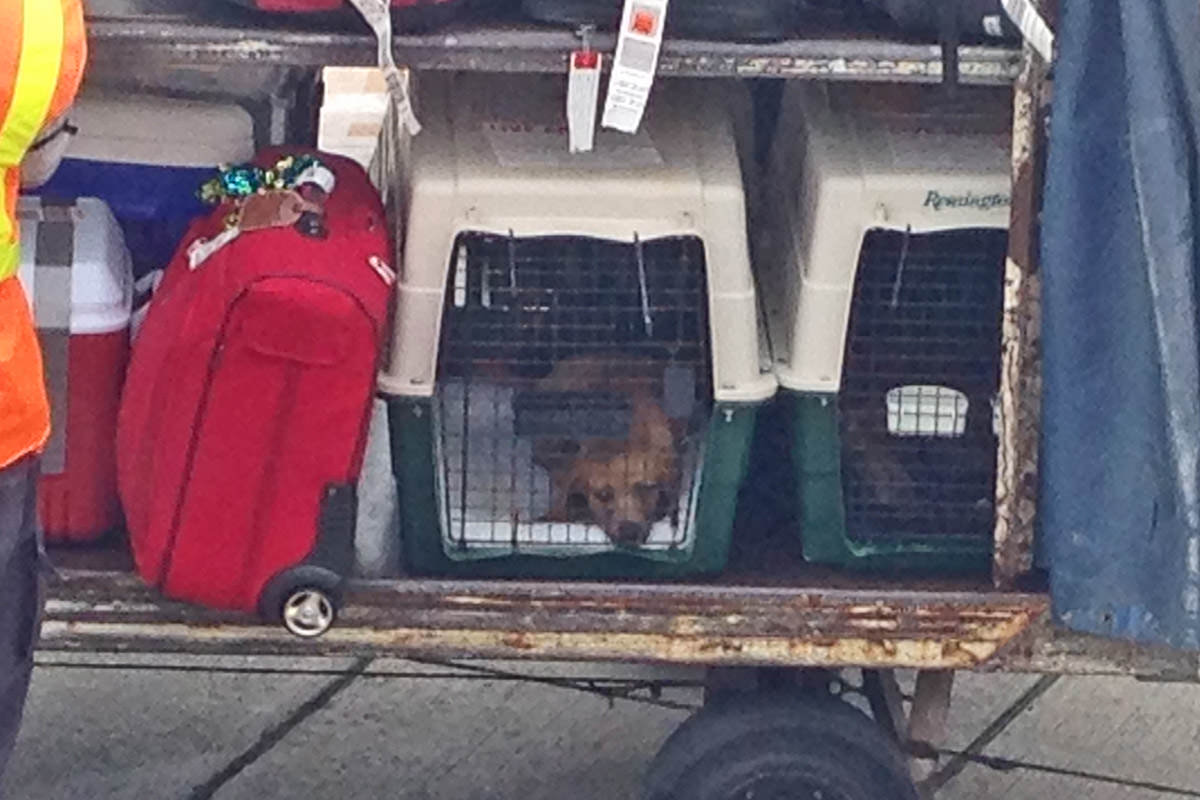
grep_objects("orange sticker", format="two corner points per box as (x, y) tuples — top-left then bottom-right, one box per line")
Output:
(631, 8), (657, 35)
(573, 50), (600, 69)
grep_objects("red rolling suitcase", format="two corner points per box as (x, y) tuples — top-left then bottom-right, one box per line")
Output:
(116, 149), (392, 636)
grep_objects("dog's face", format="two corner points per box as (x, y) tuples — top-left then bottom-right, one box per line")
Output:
(531, 356), (684, 546)
(568, 452), (676, 547)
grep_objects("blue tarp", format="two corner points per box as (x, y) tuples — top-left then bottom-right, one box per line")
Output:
(1042, 0), (1200, 649)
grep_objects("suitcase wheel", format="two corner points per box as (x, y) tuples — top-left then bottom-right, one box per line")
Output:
(281, 586), (337, 638)
(259, 566), (343, 638)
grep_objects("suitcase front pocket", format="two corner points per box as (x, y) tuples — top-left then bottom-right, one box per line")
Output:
(161, 277), (379, 611)
(239, 288), (352, 365)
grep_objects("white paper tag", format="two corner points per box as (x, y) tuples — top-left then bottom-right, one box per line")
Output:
(1001, 0), (1055, 62)
(368, 254), (397, 285)
(187, 227), (240, 270)
(344, 0), (422, 135)
(383, 67), (421, 136)
(601, 0), (669, 135)
(567, 50), (602, 153)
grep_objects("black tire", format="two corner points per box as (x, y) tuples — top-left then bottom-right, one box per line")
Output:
(258, 565), (344, 638)
(644, 691), (919, 800)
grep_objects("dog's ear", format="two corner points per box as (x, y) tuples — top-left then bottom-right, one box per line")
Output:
(565, 464), (591, 494)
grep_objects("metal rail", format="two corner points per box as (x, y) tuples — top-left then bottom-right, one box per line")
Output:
(40, 571), (1200, 680)
(43, 570), (1043, 669)
(992, 1), (1051, 594)
(85, 1), (1021, 82)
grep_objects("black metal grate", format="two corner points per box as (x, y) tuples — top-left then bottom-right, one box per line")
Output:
(434, 233), (712, 553)
(839, 227), (1007, 541)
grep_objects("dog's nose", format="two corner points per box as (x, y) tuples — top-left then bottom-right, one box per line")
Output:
(615, 522), (648, 546)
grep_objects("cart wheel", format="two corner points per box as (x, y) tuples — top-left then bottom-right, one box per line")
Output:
(259, 566), (343, 639)
(281, 587), (337, 638)
(644, 691), (919, 800)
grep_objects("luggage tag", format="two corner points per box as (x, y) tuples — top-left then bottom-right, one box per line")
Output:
(238, 189), (319, 232)
(188, 190), (320, 270)
(567, 26), (602, 153)
(601, 0), (669, 135)
(188, 226), (240, 270)
(345, 0), (422, 136)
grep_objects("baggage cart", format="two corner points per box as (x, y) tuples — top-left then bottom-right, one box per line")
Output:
(46, 3), (1194, 798)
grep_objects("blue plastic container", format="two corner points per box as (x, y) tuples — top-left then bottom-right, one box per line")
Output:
(37, 160), (215, 279)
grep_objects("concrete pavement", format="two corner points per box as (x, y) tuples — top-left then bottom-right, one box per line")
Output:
(6, 655), (1200, 800)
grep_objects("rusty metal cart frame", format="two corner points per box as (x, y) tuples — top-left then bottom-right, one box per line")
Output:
(43, 2), (1200, 795)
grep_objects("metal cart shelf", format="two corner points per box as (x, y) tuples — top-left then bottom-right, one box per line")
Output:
(43, 561), (1200, 682)
(86, 0), (1020, 82)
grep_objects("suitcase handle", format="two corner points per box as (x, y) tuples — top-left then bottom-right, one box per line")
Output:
(295, 210), (328, 239)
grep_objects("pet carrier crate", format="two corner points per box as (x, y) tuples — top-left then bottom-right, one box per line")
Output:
(380, 74), (775, 578)
(758, 83), (1012, 571)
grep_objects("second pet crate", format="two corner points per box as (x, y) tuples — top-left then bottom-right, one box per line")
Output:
(380, 74), (775, 578)
(759, 83), (1012, 570)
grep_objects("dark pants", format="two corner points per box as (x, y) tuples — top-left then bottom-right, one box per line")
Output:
(0, 456), (39, 792)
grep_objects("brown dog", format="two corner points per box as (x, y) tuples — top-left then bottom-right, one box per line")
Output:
(531, 355), (683, 547)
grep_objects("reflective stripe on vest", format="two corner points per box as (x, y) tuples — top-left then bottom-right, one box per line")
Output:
(0, 167), (17, 280)
(0, 0), (67, 281)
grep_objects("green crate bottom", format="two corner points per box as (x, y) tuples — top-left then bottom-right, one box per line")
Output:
(786, 392), (991, 573)
(389, 398), (758, 579)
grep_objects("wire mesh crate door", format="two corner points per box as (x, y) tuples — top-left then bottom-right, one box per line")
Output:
(434, 233), (713, 556)
(839, 227), (1007, 542)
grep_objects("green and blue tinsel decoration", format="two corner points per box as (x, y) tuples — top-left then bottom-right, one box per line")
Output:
(198, 154), (334, 206)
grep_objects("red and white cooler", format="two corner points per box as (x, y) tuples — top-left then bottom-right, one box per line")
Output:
(17, 197), (133, 543)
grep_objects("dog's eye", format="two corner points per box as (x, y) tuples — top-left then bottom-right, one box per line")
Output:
(594, 487), (614, 504)
(635, 481), (660, 496)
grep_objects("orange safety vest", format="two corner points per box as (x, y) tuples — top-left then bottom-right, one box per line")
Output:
(0, 0), (86, 469)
